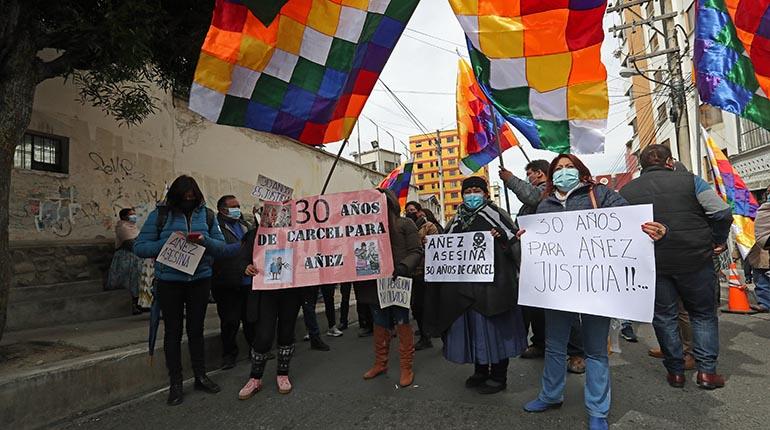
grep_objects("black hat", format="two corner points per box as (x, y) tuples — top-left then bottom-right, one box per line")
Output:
(461, 176), (488, 193)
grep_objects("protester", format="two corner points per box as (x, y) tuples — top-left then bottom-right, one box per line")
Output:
(747, 191), (770, 312)
(647, 303), (696, 370)
(300, 285), (333, 350)
(107, 208), (143, 315)
(500, 159), (549, 359)
(422, 207), (445, 234)
(521, 154), (666, 430)
(134, 175), (229, 406)
(359, 189), (422, 387)
(339, 282), (353, 330)
(353, 282), (374, 337)
(620, 144), (733, 390)
(404, 200), (440, 351)
(238, 229), (304, 399)
(427, 176), (526, 395)
(212, 195), (258, 370)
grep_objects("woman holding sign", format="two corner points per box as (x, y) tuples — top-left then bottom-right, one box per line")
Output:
(134, 175), (229, 406)
(520, 155), (666, 430)
(357, 189), (422, 387)
(429, 176), (527, 395)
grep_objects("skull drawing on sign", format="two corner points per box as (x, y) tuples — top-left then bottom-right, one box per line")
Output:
(472, 232), (486, 252)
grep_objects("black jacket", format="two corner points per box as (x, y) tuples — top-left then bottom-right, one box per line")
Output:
(425, 202), (519, 335)
(620, 166), (730, 275)
(212, 214), (252, 288)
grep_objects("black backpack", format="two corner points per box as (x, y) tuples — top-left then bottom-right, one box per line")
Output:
(155, 206), (216, 234)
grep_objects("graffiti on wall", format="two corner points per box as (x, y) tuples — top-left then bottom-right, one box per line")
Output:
(88, 151), (163, 216)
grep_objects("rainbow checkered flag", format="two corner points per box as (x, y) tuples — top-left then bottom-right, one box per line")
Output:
(190, 0), (419, 144)
(704, 127), (759, 258)
(379, 160), (413, 210)
(449, 0), (609, 154)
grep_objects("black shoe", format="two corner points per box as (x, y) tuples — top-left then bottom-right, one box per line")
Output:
(221, 356), (236, 370)
(310, 335), (330, 351)
(167, 383), (183, 406)
(620, 326), (638, 343)
(414, 337), (433, 351)
(358, 327), (373, 338)
(477, 379), (506, 394)
(465, 373), (489, 389)
(520, 345), (545, 359)
(194, 375), (221, 393)
(339, 322), (349, 330)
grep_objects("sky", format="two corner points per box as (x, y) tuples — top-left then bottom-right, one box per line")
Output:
(323, 1), (634, 212)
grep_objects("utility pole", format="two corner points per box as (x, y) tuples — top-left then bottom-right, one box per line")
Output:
(608, 0), (694, 170)
(435, 129), (446, 222)
(356, 122), (362, 165)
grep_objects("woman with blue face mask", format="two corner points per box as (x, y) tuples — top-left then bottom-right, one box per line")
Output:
(427, 176), (527, 395)
(520, 154), (666, 430)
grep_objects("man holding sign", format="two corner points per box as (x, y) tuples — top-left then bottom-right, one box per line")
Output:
(518, 155), (666, 430)
(427, 176), (526, 395)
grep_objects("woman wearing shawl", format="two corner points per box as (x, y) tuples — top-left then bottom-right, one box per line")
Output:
(429, 176), (527, 394)
(107, 208), (143, 314)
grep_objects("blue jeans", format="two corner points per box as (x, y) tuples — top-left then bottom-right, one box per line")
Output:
(653, 261), (720, 374)
(371, 305), (410, 328)
(539, 310), (611, 418)
(753, 268), (770, 308)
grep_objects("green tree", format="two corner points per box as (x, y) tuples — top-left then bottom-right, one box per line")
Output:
(0, 0), (212, 341)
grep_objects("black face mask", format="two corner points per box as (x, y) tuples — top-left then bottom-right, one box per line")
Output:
(179, 200), (198, 212)
(405, 212), (418, 221)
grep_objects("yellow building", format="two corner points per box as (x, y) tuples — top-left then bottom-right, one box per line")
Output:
(409, 129), (489, 222)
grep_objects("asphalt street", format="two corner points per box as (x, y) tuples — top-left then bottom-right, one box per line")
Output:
(56, 312), (770, 430)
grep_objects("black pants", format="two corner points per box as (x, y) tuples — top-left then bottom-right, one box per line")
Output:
(155, 278), (211, 383)
(340, 283), (352, 326)
(522, 306), (545, 348)
(212, 284), (256, 361)
(302, 284), (336, 332)
(253, 289), (303, 353)
(411, 276), (428, 336)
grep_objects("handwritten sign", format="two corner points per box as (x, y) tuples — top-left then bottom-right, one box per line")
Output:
(253, 189), (395, 290)
(517, 205), (656, 322)
(157, 232), (206, 275)
(424, 232), (494, 283)
(377, 277), (412, 309)
(252, 175), (294, 202)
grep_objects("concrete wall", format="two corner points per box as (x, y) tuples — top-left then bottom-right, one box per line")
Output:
(10, 78), (387, 245)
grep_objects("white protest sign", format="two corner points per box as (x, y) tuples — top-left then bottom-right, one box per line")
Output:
(377, 277), (412, 309)
(424, 231), (494, 283)
(517, 205), (656, 322)
(156, 232), (206, 275)
(252, 175), (293, 202)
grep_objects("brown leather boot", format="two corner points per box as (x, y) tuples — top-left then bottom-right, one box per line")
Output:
(396, 324), (415, 387)
(363, 325), (390, 379)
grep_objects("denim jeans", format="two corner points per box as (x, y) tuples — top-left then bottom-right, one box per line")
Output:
(539, 310), (611, 418)
(752, 268), (770, 308)
(371, 305), (410, 328)
(653, 261), (720, 374)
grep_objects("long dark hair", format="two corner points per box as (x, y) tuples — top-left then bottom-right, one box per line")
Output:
(544, 154), (594, 196)
(422, 208), (443, 232)
(166, 175), (204, 212)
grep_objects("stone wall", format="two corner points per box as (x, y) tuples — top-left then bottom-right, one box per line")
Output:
(10, 242), (113, 288)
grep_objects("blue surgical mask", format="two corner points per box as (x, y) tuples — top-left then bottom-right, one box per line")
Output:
(227, 207), (242, 219)
(127, 215), (138, 223)
(552, 168), (580, 192)
(463, 193), (485, 210)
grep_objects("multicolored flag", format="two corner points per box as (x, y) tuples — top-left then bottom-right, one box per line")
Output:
(449, 0), (609, 154)
(704, 128), (759, 257)
(378, 160), (413, 210)
(456, 59), (519, 175)
(695, 0), (770, 130)
(189, 0), (419, 145)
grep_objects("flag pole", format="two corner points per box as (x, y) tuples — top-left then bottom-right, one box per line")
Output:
(491, 118), (512, 213)
(517, 144), (531, 163)
(321, 138), (348, 195)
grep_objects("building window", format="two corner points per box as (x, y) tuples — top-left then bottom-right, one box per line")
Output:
(416, 152), (422, 159)
(650, 35), (659, 52)
(418, 174), (424, 180)
(417, 163), (423, 168)
(446, 136), (454, 143)
(739, 117), (770, 152)
(447, 147), (455, 154)
(685, 2), (696, 33)
(657, 103), (668, 126)
(13, 132), (69, 173)
(451, 192), (459, 199)
(646, 0), (654, 18)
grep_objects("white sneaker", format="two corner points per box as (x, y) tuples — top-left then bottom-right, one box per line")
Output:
(326, 326), (343, 337)
(303, 334), (310, 341)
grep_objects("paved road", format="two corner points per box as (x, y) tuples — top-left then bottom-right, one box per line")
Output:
(57, 312), (770, 430)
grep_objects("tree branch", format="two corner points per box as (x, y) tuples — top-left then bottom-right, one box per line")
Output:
(35, 49), (92, 83)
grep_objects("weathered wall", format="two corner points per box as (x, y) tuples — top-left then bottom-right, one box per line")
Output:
(10, 77), (387, 245)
